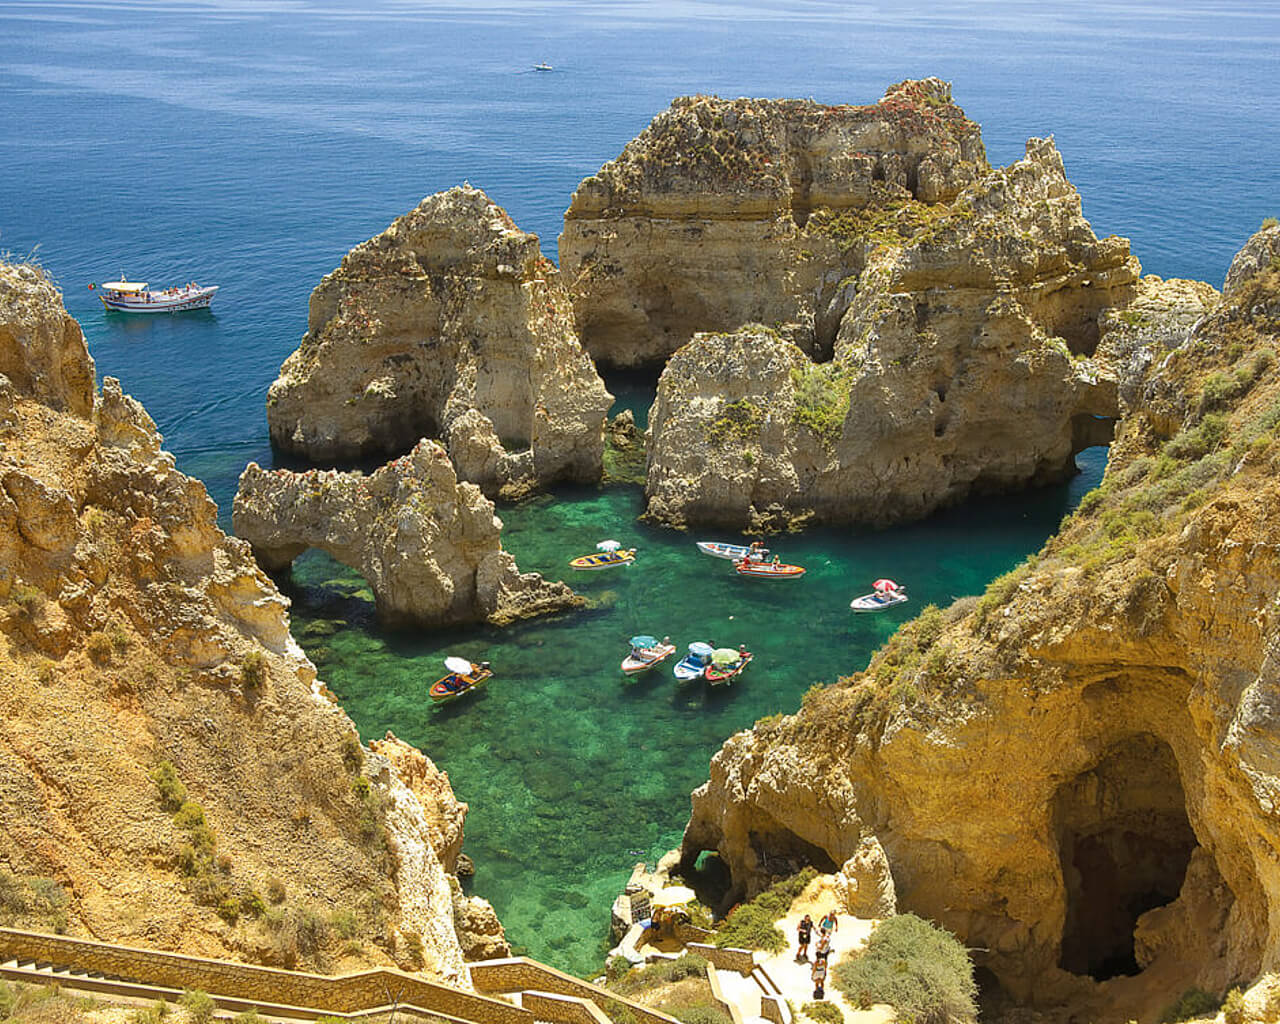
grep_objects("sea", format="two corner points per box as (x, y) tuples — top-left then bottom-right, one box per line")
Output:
(3, 0), (1278, 976)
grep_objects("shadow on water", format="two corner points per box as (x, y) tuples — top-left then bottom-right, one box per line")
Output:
(282, 447), (1108, 975)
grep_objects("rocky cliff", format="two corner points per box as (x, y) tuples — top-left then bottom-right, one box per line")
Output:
(0, 262), (483, 981)
(268, 186), (613, 496)
(232, 441), (581, 628)
(679, 228), (1280, 1020)
(644, 136), (1169, 530)
(560, 78), (988, 368)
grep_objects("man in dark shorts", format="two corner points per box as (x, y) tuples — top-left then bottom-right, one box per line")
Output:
(796, 913), (813, 961)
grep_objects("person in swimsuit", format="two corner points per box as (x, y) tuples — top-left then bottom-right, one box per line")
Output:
(811, 956), (827, 1000)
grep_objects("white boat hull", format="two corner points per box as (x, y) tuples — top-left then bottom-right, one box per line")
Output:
(101, 285), (218, 313)
(696, 541), (767, 561)
(850, 591), (908, 612)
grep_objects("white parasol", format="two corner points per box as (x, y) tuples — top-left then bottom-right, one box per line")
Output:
(597, 540), (622, 552)
(444, 656), (474, 675)
(652, 885), (696, 908)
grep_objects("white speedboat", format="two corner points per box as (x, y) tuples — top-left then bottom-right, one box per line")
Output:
(696, 541), (768, 562)
(95, 278), (218, 313)
(533, 61), (553, 71)
(849, 588), (911, 611)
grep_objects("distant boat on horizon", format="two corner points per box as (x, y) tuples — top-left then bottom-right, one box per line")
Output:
(533, 61), (553, 71)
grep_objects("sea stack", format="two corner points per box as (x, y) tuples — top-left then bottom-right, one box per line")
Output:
(233, 439), (582, 628)
(268, 185), (613, 497)
(560, 78), (988, 368)
(642, 136), (1155, 529)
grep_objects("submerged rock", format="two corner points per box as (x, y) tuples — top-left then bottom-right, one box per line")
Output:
(268, 185), (612, 495)
(233, 439), (581, 627)
(645, 137), (1150, 529)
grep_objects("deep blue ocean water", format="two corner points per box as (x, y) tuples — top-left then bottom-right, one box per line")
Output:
(3, 0), (1278, 975)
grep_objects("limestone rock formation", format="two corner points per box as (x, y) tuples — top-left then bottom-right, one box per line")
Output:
(233, 439), (581, 627)
(679, 231), (1280, 1019)
(1224, 221), (1280, 298)
(370, 732), (467, 873)
(267, 186), (613, 495)
(836, 835), (896, 920)
(561, 78), (988, 367)
(0, 262), (473, 980)
(644, 136), (1150, 529)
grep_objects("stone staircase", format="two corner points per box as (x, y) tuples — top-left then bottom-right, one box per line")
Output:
(0, 928), (677, 1024)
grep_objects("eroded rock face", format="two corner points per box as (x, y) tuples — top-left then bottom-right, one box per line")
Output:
(645, 137), (1149, 529)
(0, 262), (473, 979)
(370, 732), (467, 873)
(680, 232), (1280, 1019)
(267, 186), (612, 495)
(561, 78), (988, 368)
(233, 439), (581, 627)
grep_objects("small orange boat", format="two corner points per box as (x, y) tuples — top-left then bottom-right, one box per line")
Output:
(735, 559), (805, 579)
(430, 657), (493, 703)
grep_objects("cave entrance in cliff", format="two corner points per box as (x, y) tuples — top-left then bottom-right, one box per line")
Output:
(600, 363), (664, 430)
(1054, 732), (1197, 981)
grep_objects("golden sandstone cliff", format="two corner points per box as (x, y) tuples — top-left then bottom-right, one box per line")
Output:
(0, 262), (501, 981)
(267, 186), (612, 497)
(637, 125), (1145, 529)
(680, 226), (1280, 1021)
(232, 442), (581, 627)
(560, 78), (988, 368)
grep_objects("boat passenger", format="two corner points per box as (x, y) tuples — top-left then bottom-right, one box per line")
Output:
(772, 554), (780, 565)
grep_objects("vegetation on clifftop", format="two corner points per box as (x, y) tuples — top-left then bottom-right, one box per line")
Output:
(833, 913), (976, 1024)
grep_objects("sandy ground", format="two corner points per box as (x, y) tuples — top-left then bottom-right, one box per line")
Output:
(760, 875), (895, 1024)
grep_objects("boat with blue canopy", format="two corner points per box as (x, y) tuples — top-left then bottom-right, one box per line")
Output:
(673, 641), (714, 682)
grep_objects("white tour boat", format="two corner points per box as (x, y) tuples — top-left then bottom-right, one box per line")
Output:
(96, 278), (218, 313)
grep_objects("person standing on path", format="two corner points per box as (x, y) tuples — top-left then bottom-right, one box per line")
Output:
(811, 956), (827, 1000)
(814, 929), (831, 961)
(820, 908), (839, 936)
(796, 914), (813, 961)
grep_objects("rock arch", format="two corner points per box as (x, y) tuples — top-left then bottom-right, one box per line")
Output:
(233, 440), (580, 628)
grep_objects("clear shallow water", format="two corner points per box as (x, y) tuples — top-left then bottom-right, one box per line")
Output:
(286, 450), (1105, 974)
(3, 0), (1277, 976)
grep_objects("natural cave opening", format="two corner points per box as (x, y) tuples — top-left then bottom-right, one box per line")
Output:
(748, 827), (840, 881)
(1054, 733), (1197, 981)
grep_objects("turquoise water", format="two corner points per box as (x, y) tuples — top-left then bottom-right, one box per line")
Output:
(3, 0), (1277, 978)
(286, 448), (1105, 974)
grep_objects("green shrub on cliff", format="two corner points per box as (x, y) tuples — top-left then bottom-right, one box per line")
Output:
(707, 399), (764, 446)
(1159, 987), (1222, 1023)
(714, 867), (817, 952)
(791, 365), (854, 447)
(802, 1002), (845, 1024)
(833, 913), (976, 1024)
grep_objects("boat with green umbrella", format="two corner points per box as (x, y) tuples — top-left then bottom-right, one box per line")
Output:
(704, 646), (752, 686)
